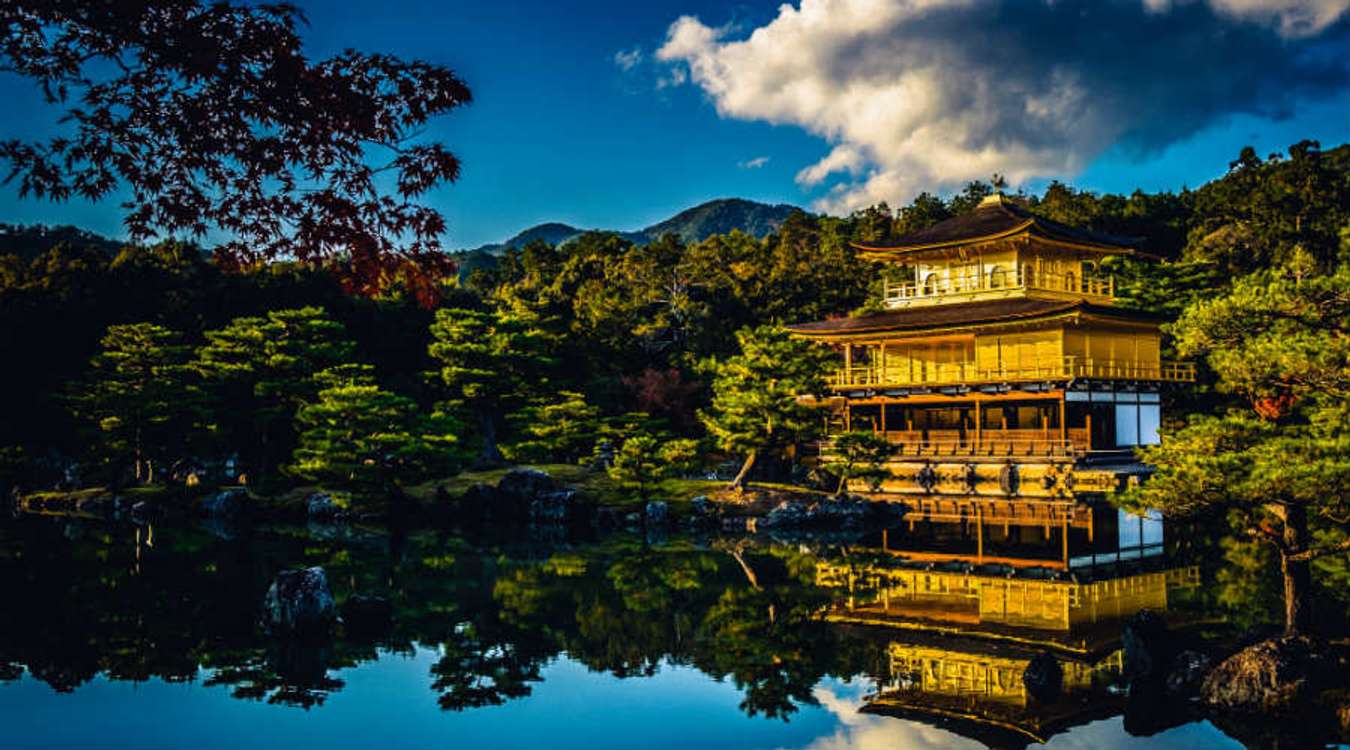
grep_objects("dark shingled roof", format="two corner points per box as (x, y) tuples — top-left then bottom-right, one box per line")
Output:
(786, 298), (1157, 336)
(855, 194), (1142, 255)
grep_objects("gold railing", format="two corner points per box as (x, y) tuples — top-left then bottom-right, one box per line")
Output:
(883, 267), (1113, 307)
(832, 356), (1195, 388)
(821, 428), (1089, 458)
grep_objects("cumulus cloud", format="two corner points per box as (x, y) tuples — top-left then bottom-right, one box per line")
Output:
(655, 0), (1349, 213)
(613, 46), (643, 71)
(739, 155), (772, 168)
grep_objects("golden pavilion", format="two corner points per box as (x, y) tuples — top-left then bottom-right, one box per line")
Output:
(788, 193), (1195, 499)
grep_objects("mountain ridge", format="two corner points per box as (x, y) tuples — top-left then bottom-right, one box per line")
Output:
(460, 198), (803, 256)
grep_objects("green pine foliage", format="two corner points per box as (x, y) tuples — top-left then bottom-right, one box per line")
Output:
(194, 306), (355, 479)
(68, 323), (207, 483)
(428, 307), (557, 464)
(287, 372), (461, 503)
(1126, 260), (1350, 633)
(504, 391), (602, 464)
(607, 433), (702, 499)
(822, 431), (894, 495)
(699, 324), (833, 487)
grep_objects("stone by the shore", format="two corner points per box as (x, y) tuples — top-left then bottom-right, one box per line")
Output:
(200, 487), (248, 519)
(1123, 609), (1173, 685)
(1165, 649), (1213, 698)
(1200, 635), (1335, 714)
(644, 500), (668, 527)
(1022, 652), (1063, 703)
(497, 468), (557, 503)
(261, 566), (336, 637)
(305, 492), (342, 519)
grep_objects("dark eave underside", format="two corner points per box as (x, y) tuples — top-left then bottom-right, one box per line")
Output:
(786, 298), (1160, 336)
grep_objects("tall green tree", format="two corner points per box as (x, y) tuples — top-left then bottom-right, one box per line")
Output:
(504, 391), (603, 464)
(195, 307), (355, 479)
(287, 365), (460, 504)
(1128, 259), (1350, 634)
(428, 307), (556, 464)
(700, 324), (833, 488)
(607, 434), (701, 499)
(68, 323), (204, 483)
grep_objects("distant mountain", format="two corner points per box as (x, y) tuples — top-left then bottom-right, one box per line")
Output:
(0, 223), (123, 261)
(630, 198), (799, 245)
(460, 198), (802, 257)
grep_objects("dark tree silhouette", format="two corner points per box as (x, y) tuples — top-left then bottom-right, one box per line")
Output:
(0, 1), (471, 302)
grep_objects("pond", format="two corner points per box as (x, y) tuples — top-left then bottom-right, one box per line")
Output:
(0, 515), (1319, 749)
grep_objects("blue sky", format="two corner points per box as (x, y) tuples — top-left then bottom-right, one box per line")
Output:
(0, 0), (1345, 248)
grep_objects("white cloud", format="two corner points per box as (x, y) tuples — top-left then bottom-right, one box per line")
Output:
(613, 46), (643, 72)
(1146, 0), (1348, 34)
(739, 156), (771, 169)
(655, 0), (1348, 213)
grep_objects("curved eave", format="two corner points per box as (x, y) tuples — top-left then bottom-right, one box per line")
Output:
(786, 306), (1162, 341)
(853, 223), (1142, 260)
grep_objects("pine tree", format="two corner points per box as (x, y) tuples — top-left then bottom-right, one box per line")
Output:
(823, 431), (893, 495)
(427, 307), (556, 465)
(504, 391), (602, 464)
(607, 434), (701, 499)
(287, 366), (460, 504)
(195, 307), (355, 479)
(699, 324), (832, 488)
(69, 323), (205, 483)
(1128, 259), (1350, 634)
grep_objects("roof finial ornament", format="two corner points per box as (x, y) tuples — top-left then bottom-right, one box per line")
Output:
(978, 192), (1007, 208)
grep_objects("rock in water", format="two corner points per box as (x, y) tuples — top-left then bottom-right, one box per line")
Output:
(497, 468), (557, 502)
(262, 567), (336, 637)
(1123, 609), (1172, 685)
(1165, 649), (1213, 697)
(305, 492), (340, 519)
(645, 500), (669, 527)
(200, 487), (248, 519)
(1023, 652), (1063, 702)
(1200, 635), (1334, 714)
(529, 489), (577, 524)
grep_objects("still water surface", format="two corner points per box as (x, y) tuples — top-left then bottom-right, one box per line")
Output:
(0, 516), (1274, 749)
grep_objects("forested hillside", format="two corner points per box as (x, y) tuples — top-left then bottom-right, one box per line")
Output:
(1, 140), (1345, 494)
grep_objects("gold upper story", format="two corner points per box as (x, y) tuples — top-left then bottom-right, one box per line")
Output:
(853, 194), (1141, 309)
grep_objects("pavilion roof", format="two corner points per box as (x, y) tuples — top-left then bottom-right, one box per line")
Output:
(786, 298), (1159, 337)
(853, 194), (1144, 259)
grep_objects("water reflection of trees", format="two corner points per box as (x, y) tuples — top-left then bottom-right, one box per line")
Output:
(0, 519), (870, 719)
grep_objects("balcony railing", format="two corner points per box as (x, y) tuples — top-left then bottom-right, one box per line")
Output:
(822, 428), (1091, 458)
(883, 267), (1113, 307)
(832, 356), (1196, 389)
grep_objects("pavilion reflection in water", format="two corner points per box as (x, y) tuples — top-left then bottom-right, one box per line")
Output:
(817, 505), (1199, 748)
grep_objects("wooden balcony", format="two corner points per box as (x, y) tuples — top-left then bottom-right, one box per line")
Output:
(883, 268), (1113, 308)
(831, 356), (1195, 390)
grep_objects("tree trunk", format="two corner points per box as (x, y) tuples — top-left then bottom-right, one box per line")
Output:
(1280, 502), (1314, 635)
(729, 450), (756, 489)
(479, 410), (503, 465)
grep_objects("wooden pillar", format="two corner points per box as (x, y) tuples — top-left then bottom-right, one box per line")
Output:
(1085, 410), (1093, 451)
(1061, 517), (1070, 565)
(880, 402), (887, 434)
(845, 402), (852, 432)
(879, 342), (887, 385)
(1059, 395), (1068, 447)
(844, 343), (853, 384)
(976, 504), (984, 561)
(974, 400), (982, 452)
